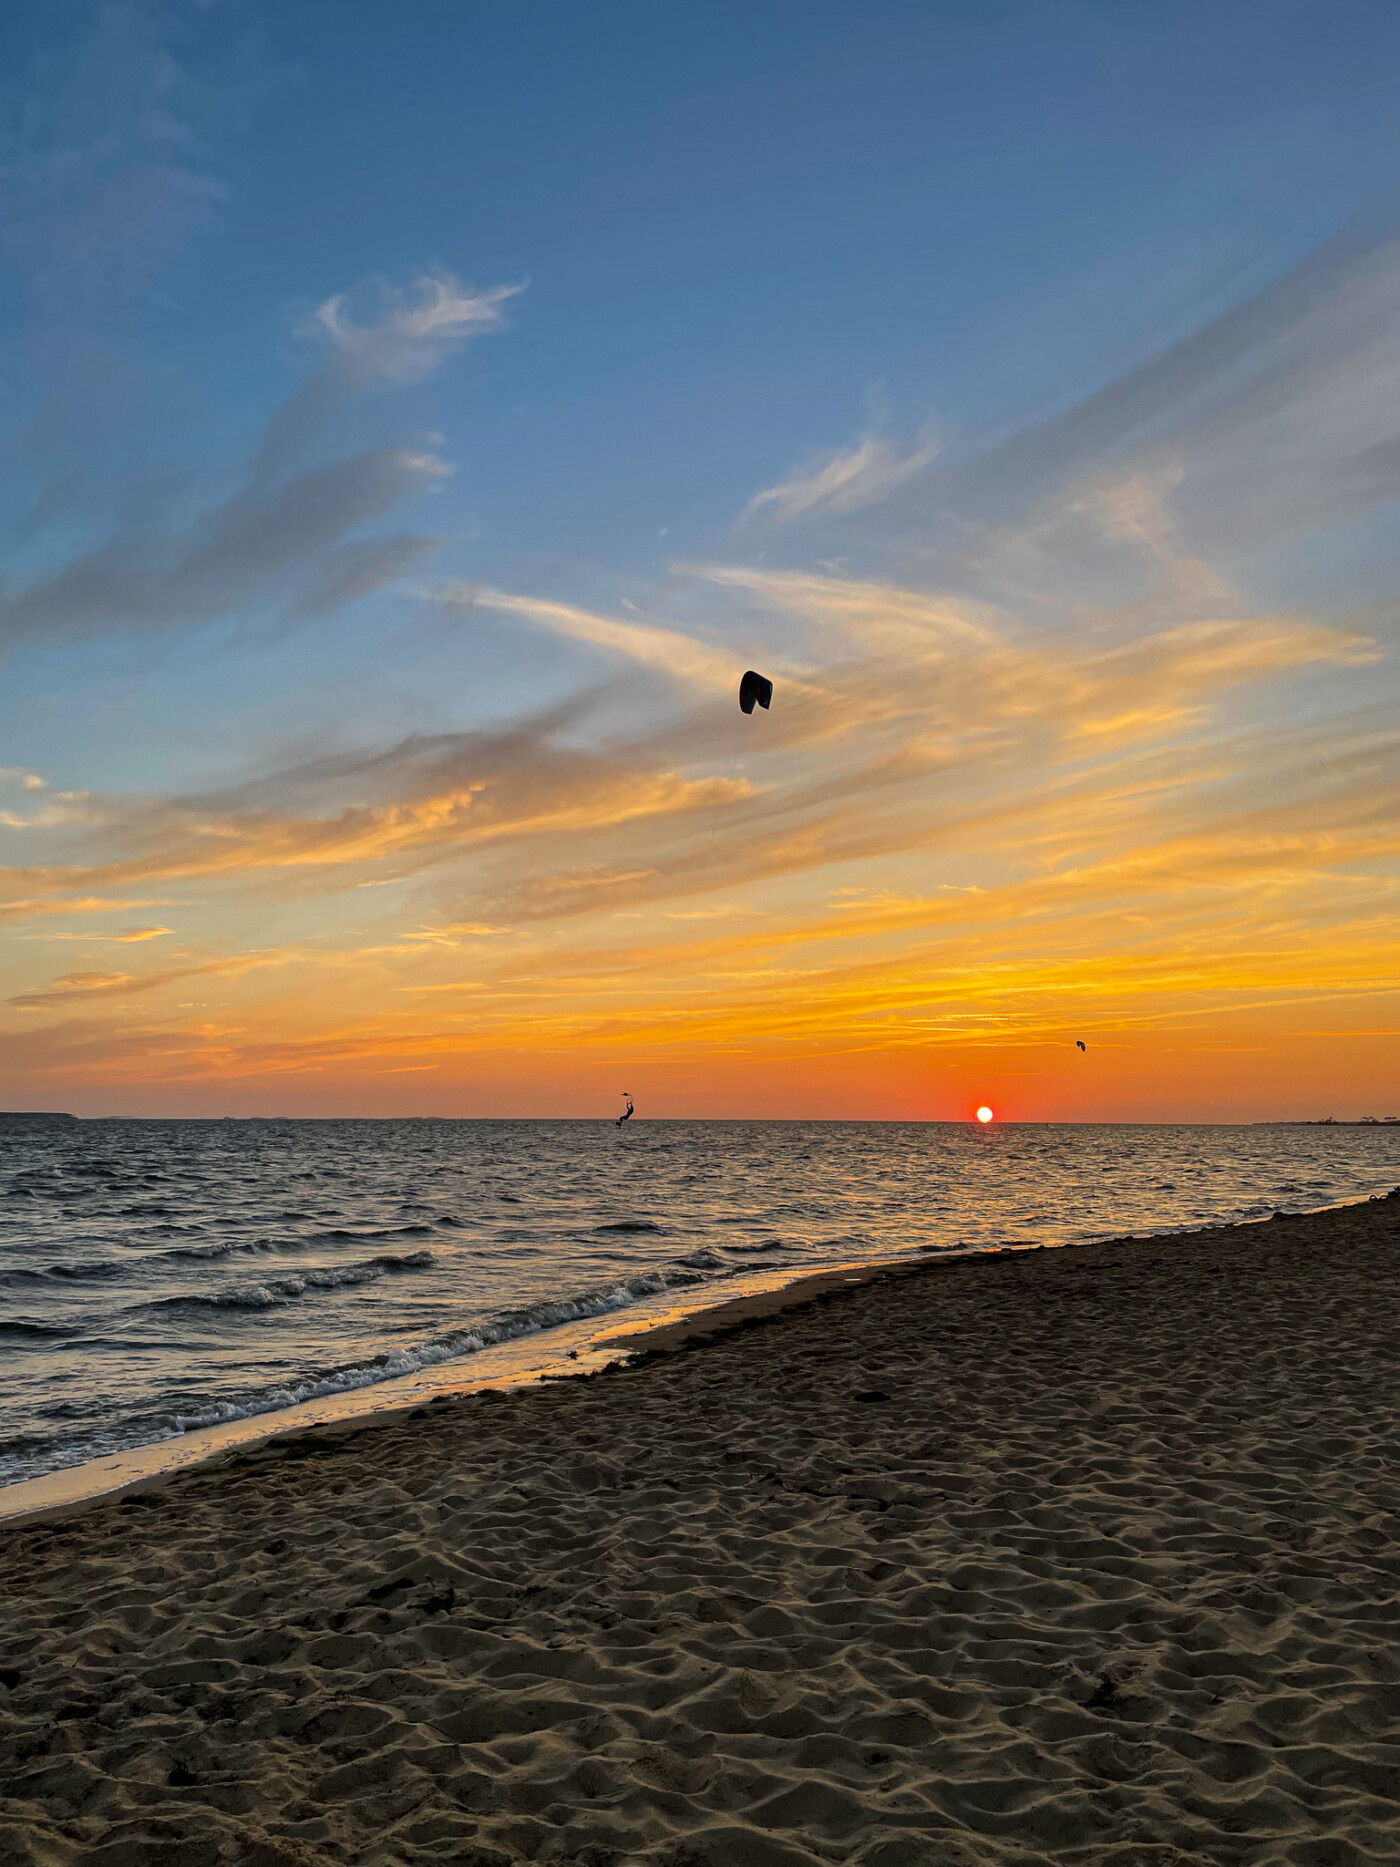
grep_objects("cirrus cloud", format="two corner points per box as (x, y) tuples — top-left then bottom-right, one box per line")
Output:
(308, 269), (523, 386)
(741, 432), (938, 525)
(3, 263), (519, 653)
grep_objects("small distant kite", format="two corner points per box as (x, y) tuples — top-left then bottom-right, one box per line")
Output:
(739, 670), (773, 715)
(617, 1093), (635, 1127)
(1075, 1040), (1087, 1053)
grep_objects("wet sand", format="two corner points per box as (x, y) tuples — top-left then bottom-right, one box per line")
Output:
(2, 1193), (1398, 1866)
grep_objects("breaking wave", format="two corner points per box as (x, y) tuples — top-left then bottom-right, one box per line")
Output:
(163, 1261), (713, 1434)
(151, 1251), (436, 1311)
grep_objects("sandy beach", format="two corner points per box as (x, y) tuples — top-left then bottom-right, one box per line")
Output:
(2, 1193), (1398, 1867)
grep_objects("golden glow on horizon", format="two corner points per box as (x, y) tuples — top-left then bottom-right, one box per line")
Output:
(2, 563), (1394, 1119)
(977, 1106), (995, 1123)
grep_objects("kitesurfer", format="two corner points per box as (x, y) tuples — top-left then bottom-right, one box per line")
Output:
(617, 1093), (635, 1126)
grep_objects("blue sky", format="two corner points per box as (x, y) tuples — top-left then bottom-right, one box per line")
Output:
(3, 1), (1399, 1117)
(9, 2), (1400, 735)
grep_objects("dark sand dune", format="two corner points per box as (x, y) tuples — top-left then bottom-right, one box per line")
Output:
(2, 1195), (1398, 1866)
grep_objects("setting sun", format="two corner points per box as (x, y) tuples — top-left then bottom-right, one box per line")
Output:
(976, 1106), (995, 1124)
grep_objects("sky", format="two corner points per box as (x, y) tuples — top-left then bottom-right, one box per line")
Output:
(2, 0), (1398, 1121)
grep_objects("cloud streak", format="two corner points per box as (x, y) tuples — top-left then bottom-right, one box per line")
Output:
(742, 432), (938, 524)
(1, 4), (258, 325)
(7, 948), (290, 1010)
(870, 219), (1400, 567)
(435, 585), (741, 693)
(5, 570), (1379, 949)
(3, 265), (517, 652)
(309, 269), (522, 385)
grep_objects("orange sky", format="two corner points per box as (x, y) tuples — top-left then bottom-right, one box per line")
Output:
(6, 562), (1396, 1119)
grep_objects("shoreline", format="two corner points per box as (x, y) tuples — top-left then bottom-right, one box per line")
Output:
(3, 1185), (1392, 1535)
(3, 1186), (1397, 1865)
(0, 1256), (907, 1533)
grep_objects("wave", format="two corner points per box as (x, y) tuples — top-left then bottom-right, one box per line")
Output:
(163, 1222), (435, 1262)
(595, 1219), (665, 1234)
(311, 1224), (435, 1242)
(164, 1237), (275, 1261)
(46, 1259), (127, 1280)
(0, 1258), (128, 1287)
(161, 1261), (716, 1435)
(149, 1250), (436, 1312)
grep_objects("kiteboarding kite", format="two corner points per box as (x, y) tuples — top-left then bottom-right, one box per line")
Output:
(739, 670), (773, 715)
(1075, 1040), (1087, 1053)
(617, 1093), (635, 1127)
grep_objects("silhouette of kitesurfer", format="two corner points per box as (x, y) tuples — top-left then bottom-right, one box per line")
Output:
(617, 1093), (635, 1127)
(1075, 1040), (1087, 1053)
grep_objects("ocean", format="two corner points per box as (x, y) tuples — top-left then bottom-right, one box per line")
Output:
(2, 1117), (1396, 1492)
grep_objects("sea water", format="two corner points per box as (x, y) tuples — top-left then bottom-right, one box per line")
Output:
(2, 1118), (1396, 1490)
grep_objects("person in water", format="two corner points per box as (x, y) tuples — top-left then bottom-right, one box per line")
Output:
(617, 1094), (634, 1126)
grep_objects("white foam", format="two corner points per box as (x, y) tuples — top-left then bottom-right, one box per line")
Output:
(164, 1262), (711, 1436)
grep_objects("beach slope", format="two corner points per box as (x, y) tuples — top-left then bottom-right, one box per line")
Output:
(2, 1194), (1398, 1866)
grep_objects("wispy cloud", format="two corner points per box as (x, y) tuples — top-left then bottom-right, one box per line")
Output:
(1, 446), (452, 651)
(741, 432), (938, 524)
(5, 569), (1378, 947)
(875, 220), (1400, 563)
(0, 896), (175, 925)
(309, 269), (522, 385)
(433, 584), (739, 692)
(694, 564), (1003, 653)
(2, 260), (518, 652)
(1, 4), (262, 325)
(32, 925), (172, 944)
(7, 948), (288, 1010)
(1, 707), (754, 917)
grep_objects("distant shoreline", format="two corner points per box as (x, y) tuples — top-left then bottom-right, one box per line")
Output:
(3, 1111), (1397, 1126)
(1275, 1117), (1400, 1126)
